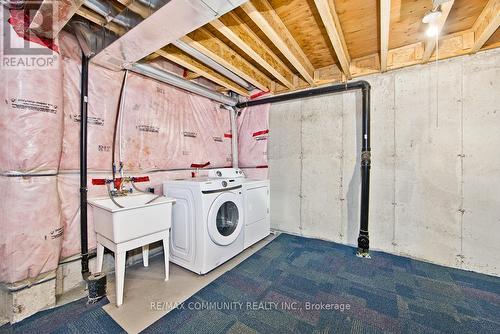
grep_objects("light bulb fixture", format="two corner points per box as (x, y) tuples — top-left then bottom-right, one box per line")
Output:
(426, 25), (439, 37)
(422, 6), (442, 24)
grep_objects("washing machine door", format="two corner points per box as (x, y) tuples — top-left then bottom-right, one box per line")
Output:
(207, 192), (243, 246)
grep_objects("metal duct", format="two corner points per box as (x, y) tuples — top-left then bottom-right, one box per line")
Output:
(83, 0), (253, 91)
(136, 0), (169, 9)
(72, 21), (95, 57)
(84, 0), (142, 28)
(129, 63), (238, 106)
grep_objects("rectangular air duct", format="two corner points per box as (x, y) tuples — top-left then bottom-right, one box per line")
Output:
(91, 0), (248, 71)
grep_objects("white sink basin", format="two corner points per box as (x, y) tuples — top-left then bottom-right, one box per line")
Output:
(88, 194), (176, 243)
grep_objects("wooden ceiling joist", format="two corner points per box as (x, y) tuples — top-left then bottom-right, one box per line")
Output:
(156, 46), (250, 96)
(184, 71), (202, 80)
(471, 0), (500, 53)
(380, 0), (391, 72)
(240, 0), (315, 85)
(115, 0), (151, 18)
(77, 0), (500, 96)
(422, 1), (455, 62)
(210, 12), (295, 89)
(313, 0), (352, 79)
(181, 28), (274, 92)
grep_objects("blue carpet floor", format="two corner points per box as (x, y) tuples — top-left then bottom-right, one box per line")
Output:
(2, 234), (499, 333)
(142, 234), (500, 334)
(0, 297), (124, 334)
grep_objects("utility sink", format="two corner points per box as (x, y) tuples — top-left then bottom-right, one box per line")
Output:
(88, 193), (176, 243)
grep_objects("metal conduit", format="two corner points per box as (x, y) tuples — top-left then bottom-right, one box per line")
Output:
(128, 63), (238, 106)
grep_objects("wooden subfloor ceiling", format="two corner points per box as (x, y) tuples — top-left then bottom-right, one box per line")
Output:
(37, 0), (500, 96)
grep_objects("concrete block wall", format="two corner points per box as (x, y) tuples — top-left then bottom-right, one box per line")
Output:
(268, 48), (500, 276)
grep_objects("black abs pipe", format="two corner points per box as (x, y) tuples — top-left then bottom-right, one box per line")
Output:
(236, 81), (371, 256)
(80, 53), (90, 277)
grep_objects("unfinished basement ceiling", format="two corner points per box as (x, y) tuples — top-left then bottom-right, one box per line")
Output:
(33, 0), (500, 95)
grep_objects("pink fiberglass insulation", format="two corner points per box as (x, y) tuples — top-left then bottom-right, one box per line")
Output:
(149, 57), (185, 77)
(59, 32), (124, 171)
(237, 105), (270, 169)
(0, 10), (64, 175)
(1, 25), (250, 279)
(119, 72), (179, 171)
(120, 72), (232, 171)
(0, 176), (62, 283)
(186, 94), (233, 169)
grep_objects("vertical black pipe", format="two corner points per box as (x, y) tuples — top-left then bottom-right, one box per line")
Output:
(80, 53), (90, 277)
(236, 80), (371, 256)
(357, 84), (371, 255)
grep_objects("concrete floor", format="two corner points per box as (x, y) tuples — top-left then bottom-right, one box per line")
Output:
(100, 234), (276, 334)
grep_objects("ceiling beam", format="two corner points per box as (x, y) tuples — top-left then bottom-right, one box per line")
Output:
(471, 0), (500, 53)
(422, 1), (455, 62)
(240, 0), (315, 85)
(156, 46), (250, 97)
(313, 0), (351, 79)
(30, 0), (85, 38)
(380, 0), (391, 72)
(209, 12), (295, 89)
(181, 28), (274, 92)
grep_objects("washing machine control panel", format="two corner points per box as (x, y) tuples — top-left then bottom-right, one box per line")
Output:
(164, 177), (243, 192)
(208, 168), (245, 179)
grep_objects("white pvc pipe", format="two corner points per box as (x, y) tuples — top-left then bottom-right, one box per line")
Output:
(229, 107), (239, 168)
(118, 70), (130, 178)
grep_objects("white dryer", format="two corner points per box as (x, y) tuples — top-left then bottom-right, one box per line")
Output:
(163, 177), (244, 274)
(208, 168), (270, 249)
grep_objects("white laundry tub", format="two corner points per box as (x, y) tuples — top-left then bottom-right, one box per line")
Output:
(88, 194), (176, 243)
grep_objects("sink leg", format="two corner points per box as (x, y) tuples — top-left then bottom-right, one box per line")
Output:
(115, 249), (126, 307)
(142, 245), (149, 267)
(95, 243), (104, 274)
(163, 232), (169, 281)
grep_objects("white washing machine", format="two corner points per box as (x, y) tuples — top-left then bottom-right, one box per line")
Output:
(163, 177), (244, 274)
(208, 168), (270, 249)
